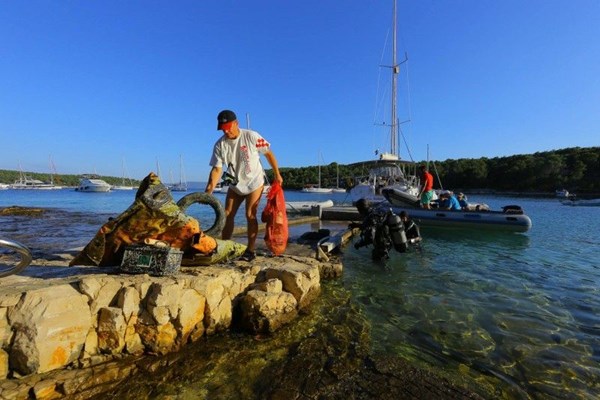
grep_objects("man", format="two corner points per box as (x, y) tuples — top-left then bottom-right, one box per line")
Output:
(399, 211), (421, 243)
(438, 190), (462, 211)
(418, 165), (434, 209)
(205, 110), (283, 261)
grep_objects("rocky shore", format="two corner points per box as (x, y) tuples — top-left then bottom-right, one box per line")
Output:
(0, 207), (484, 399)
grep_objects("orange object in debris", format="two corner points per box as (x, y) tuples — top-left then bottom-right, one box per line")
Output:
(261, 181), (288, 255)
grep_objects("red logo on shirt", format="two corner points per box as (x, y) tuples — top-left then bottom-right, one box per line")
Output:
(256, 138), (269, 149)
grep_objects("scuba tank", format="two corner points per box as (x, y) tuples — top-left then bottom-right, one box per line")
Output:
(385, 210), (408, 253)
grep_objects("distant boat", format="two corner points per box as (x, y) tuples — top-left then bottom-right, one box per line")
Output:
(112, 158), (135, 191)
(331, 164), (347, 193)
(302, 152), (332, 193)
(9, 160), (62, 190)
(286, 200), (334, 214)
(560, 197), (600, 207)
(0, 183), (9, 190)
(301, 185), (332, 194)
(10, 176), (62, 190)
(169, 155), (188, 192)
(555, 189), (570, 198)
(76, 176), (111, 193)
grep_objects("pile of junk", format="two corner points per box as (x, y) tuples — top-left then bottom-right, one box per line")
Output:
(69, 172), (246, 275)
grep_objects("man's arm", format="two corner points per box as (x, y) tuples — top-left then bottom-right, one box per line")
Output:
(205, 166), (222, 194)
(264, 150), (283, 185)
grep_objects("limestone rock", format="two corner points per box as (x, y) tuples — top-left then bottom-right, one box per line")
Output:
(117, 286), (141, 321)
(8, 284), (92, 375)
(249, 278), (283, 293)
(146, 281), (184, 325)
(239, 289), (298, 333)
(82, 328), (98, 359)
(97, 307), (127, 354)
(0, 349), (8, 379)
(174, 289), (205, 344)
(0, 307), (12, 348)
(263, 260), (321, 309)
(136, 321), (178, 355)
(190, 272), (234, 335)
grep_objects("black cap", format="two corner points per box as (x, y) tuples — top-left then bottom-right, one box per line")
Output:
(217, 110), (237, 130)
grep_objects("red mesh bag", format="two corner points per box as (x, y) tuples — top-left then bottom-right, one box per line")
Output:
(261, 181), (288, 255)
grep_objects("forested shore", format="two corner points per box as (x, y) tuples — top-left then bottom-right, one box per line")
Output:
(270, 146), (599, 194)
(2, 146), (598, 194)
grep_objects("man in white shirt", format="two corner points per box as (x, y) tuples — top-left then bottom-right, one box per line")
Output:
(205, 110), (283, 261)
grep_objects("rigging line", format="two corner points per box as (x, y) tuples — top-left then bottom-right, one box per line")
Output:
(399, 125), (415, 162)
(373, 26), (392, 151)
(429, 156), (444, 190)
(402, 57), (415, 160)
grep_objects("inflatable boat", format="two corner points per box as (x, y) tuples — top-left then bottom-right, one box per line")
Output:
(381, 188), (532, 232)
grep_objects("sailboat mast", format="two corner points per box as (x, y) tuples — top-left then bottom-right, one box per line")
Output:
(391, 0), (398, 158)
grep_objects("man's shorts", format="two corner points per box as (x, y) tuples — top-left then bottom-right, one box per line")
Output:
(421, 190), (434, 205)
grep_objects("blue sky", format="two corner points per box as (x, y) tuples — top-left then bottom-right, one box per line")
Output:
(1, 0), (599, 181)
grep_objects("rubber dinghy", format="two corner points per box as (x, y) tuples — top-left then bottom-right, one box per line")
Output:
(285, 200), (334, 214)
(381, 188), (532, 233)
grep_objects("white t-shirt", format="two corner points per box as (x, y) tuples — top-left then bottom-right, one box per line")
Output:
(209, 128), (271, 195)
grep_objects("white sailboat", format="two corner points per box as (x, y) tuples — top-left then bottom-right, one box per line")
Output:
(111, 158), (135, 190)
(349, 0), (420, 204)
(302, 152), (332, 193)
(331, 164), (347, 193)
(169, 155), (188, 192)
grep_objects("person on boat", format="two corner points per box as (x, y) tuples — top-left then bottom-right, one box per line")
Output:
(457, 192), (469, 210)
(204, 109), (283, 262)
(418, 165), (434, 209)
(438, 190), (461, 211)
(399, 211), (421, 244)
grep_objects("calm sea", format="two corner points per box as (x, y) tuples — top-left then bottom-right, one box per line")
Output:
(1, 187), (599, 399)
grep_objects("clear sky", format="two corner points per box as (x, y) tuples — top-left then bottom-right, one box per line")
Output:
(1, 0), (599, 181)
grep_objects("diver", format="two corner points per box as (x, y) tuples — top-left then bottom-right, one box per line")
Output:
(399, 211), (422, 244)
(350, 199), (410, 261)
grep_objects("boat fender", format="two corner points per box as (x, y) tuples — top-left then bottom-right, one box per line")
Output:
(177, 192), (226, 237)
(502, 205), (523, 215)
(386, 211), (408, 253)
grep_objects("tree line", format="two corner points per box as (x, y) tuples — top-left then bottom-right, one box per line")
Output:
(0, 170), (140, 188)
(264, 146), (599, 194)
(2, 147), (598, 194)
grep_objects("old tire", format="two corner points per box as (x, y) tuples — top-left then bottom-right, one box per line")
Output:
(177, 192), (226, 237)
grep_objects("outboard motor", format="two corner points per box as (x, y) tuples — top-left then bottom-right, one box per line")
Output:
(385, 210), (408, 253)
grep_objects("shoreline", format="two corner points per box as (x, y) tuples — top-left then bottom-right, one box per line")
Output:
(0, 206), (486, 399)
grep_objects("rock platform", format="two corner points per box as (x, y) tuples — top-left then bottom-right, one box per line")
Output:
(0, 250), (343, 399)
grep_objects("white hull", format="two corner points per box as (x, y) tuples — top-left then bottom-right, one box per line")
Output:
(561, 198), (600, 207)
(10, 184), (62, 190)
(286, 200), (334, 213)
(302, 187), (333, 194)
(77, 178), (111, 193)
(10, 177), (62, 190)
(169, 184), (188, 192)
(349, 160), (421, 205)
(111, 185), (135, 191)
(379, 187), (530, 232)
(387, 205), (532, 232)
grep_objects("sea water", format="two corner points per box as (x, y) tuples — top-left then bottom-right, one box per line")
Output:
(1, 188), (599, 399)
